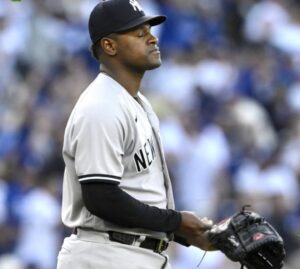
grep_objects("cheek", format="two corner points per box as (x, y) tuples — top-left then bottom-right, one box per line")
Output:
(121, 45), (146, 63)
(128, 43), (145, 57)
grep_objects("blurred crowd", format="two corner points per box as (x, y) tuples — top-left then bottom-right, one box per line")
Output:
(0, 0), (300, 269)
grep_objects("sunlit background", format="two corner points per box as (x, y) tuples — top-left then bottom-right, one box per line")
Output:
(0, 0), (300, 268)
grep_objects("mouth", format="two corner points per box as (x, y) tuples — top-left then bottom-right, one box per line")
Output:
(150, 48), (160, 54)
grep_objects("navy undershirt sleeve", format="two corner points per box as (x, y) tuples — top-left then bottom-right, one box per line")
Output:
(81, 182), (182, 233)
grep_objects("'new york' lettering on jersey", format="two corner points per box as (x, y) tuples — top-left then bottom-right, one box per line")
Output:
(134, 137), (156, 173)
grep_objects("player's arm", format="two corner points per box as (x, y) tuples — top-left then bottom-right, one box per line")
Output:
(81, 182), (180, 231)
(81, 182), (213, 249)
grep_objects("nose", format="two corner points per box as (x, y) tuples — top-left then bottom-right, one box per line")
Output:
(148, 33), (158, 45)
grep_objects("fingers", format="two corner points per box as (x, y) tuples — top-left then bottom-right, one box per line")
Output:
(176, 211), (217, 250)
(200, 217), (214, 230)
(176, 211), (214, 238)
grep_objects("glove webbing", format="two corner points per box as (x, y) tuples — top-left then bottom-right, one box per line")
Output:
(232, 207), (262, 269)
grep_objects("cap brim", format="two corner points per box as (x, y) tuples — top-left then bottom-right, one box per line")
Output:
(115, 15), (166, 33)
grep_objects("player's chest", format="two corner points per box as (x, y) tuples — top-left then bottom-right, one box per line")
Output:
(126, 100), (161, 174)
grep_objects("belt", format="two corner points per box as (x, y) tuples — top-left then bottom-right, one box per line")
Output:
(108, 231), (169, 253)
(73, 228), (168, 253)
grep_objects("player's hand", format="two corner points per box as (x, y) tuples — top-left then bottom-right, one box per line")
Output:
(175, 211), (216, 251)
(189, 230), (217, 251)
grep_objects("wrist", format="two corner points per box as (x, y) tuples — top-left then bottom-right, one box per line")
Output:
(173, 210), (182, 232)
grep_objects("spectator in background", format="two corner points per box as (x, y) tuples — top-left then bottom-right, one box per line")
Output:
(0, 254), (24, 269)
(14, 171), (61, 269)
(243, 0), (290, 44)
(161, 108), (230, 218)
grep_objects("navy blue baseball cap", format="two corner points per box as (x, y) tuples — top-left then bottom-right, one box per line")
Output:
(88, 0), (166, 44)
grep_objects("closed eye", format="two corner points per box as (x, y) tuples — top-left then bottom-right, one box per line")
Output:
(137, 31), (145, 37)
(135, 24), (151, 38)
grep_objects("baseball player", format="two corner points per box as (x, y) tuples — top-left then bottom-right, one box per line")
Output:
(57, 1), (215, 269)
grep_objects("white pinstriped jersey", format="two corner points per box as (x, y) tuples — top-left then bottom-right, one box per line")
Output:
(61, 73), (174, 239)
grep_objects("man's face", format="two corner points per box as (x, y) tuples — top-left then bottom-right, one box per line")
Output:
(113, 23), (162, 72)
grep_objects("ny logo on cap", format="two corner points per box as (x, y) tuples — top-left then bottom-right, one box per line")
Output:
(129, 0), (143, 12)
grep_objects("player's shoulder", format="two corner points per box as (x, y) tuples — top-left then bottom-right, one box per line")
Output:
(72, 73), (132, 120)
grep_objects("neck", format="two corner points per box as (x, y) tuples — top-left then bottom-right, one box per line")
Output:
(100, 65), (144, 96)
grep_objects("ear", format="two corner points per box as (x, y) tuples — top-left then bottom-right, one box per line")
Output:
(100, 37), (117, 56)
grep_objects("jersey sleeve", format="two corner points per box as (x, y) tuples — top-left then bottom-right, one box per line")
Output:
(69, 104), (126, 184)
